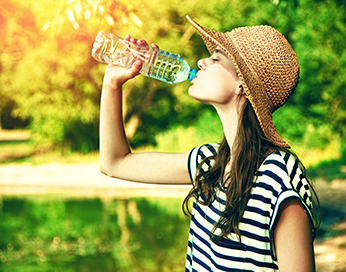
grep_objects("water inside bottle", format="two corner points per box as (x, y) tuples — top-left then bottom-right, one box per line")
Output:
(149, 51), (192, 84)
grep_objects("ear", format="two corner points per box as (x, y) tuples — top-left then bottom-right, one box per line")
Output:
(235, 84), (246, 95)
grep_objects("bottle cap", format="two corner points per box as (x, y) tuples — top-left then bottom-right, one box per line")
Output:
(188, 68), (197, 81)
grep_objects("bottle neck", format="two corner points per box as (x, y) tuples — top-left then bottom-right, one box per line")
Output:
(188, 68), (197, 81)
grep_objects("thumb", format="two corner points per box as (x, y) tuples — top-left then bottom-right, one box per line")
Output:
(127, 60), (143, 78)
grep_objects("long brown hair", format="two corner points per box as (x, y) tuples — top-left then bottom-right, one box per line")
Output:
(183, 99), (320, 242)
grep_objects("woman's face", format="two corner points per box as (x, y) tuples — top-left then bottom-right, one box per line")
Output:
(188, 47), (243, 108)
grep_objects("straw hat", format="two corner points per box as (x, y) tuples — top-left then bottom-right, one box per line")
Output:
(186, 16), (300, 148)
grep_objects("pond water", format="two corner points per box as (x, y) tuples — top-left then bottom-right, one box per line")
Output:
(0, 196), (190, 272)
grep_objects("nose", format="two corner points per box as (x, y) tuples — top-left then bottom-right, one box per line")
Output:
(197, 58), (209, 70)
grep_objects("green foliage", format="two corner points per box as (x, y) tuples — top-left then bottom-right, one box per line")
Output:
(309, 155), (346, 182)
(0, 0), (345, 153)
(153, 107), (223, 152)
(284, 0), (346, 145)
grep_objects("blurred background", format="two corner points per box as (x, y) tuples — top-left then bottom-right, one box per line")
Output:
(0, 0), (345, 271)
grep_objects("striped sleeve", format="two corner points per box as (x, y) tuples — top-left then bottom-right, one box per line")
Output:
(264, 151), (316, 259)
(188, 144), (219, 186)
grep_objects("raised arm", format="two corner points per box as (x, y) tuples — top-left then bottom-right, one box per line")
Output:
(99, 36), (191, 185)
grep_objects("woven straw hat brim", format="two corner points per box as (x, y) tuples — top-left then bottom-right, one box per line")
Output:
(186, 15), (298, 148)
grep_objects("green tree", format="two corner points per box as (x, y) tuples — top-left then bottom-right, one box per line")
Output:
(1, 0), (345, 153)
(0, 0), (38, 129)
(267, 0), (346, 148)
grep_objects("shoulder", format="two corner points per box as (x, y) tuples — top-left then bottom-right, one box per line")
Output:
(188, 143), (219, 182)
(254, 149), (314, 216)
(188, 143), (219, 166)
(255, 150), (316, 238)
(257, 150), (303, 188)
(190, 143), (219, 157)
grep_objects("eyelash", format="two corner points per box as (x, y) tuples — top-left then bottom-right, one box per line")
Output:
(212, 58), (219, 62)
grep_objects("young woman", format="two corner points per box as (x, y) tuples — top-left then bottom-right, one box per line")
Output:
(99, 15), (319, 272)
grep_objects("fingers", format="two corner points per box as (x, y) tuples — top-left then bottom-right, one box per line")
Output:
(125, 34), (159, 49)
(125, 34), (147, 46)
(151, 43), (159, 49)
(130, 38), (148, 47)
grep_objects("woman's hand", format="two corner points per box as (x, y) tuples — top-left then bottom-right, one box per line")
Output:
(104, 35), (159, 88)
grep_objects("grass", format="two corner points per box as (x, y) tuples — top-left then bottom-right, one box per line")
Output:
(0, 140), (99, 165)
(1, 129), (345, 184)
(0, 128), (99, 164)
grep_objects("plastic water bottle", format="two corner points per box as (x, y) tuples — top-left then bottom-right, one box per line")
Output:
(91, 31), (197, 84)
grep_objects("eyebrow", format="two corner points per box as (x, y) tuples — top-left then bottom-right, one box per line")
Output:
(213, 47), (227, 56)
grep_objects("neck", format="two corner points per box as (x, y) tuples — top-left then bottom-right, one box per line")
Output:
(215, 106), (239, 153)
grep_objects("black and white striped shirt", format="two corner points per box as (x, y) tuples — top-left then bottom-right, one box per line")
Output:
(185, 144), (315, 272)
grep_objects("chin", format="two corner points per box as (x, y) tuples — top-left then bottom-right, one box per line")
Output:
(188, 86), (212, 105)
(188, 86), (196, 98)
